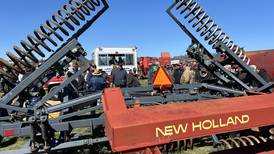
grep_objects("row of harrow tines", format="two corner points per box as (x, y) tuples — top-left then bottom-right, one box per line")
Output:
(172, 0), (250, 65)
(167, 0), (272, 92)
(213, 127), (274, 154)
(0, 0), (107, 94)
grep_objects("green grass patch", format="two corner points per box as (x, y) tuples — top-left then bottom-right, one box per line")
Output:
(139, 79), (148, 87)
(71, 127), (91, 135)
(0, 137), (28, 151)
(177, 146), (216, 154)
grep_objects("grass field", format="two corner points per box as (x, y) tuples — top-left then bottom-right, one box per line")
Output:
(0, 137), (28, 151)
(0, 137), (216, 153)
(139, 79), (148, 87)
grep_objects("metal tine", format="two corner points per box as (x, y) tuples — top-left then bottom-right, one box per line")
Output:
(40, 24), (64, 41)
(0, 58), (21, 73)
(64, 3), (85, 20)
(205, 24), (219, 40)
(20, 40), (45, 57)
(6, 52), (27, 71)
(84, 0), (100, 11)
(13, 46), (37, 65)
(27, 34), (52, 52)
(175, 0), (189, 10)
(241, 136), (255, 146)
(184, 2), (198, 19)
(34, 29), (57, 47)
(180, 0), (193, 14)
(188, 7), (202, 23)
(197, 16), (211, 33)
(47, 19), (69, 36)
(58, 8), (80, 25)
(52, 14), (75, 31)
(70, 0), (91, 16)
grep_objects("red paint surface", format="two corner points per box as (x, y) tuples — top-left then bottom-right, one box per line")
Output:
(4, 129), (15, 136)
(104, 89), (274, 152)
(138, 52), (171, 78)
(43, 76), (65, 89)
(102, 88), (127, 113)
(159, 52), (171, 66)
(247, 49), (274, 80)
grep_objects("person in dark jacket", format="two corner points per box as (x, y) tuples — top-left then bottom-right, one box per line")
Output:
(87, 69), (106, 92)
(173, 64), (182, 84)
(127, 69), (141, 87)
(100, 69), (108, 81)
(111, 63), (127, 87)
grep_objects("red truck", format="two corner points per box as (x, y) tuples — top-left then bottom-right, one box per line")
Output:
(138, 52), (171, 78)
(43, 76), (65, 100)
(43, 76), (65, 91)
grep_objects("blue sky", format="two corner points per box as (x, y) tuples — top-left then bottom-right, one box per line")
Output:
(0, 0), (273, 60)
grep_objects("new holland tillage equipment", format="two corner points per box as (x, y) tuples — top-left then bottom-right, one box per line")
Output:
(0, 0), (273, 153)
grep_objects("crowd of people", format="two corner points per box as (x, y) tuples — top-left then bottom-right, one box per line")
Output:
(65, 60), (141, 99)
(146, 60), (273, 88)
(1, 59), (272, 101)
(147, 61), (200, 85)
(65, 61), (199, 99)
(77, 60), (200, 96)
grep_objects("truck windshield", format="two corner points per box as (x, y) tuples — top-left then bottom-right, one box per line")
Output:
(98, 54), (134, 66)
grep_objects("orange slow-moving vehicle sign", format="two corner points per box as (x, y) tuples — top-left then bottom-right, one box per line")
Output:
(152, 66), (173, 88)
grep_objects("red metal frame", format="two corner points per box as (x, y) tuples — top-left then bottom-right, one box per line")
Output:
(247, 49), (274, 80)
(103, 88), (274, 152)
